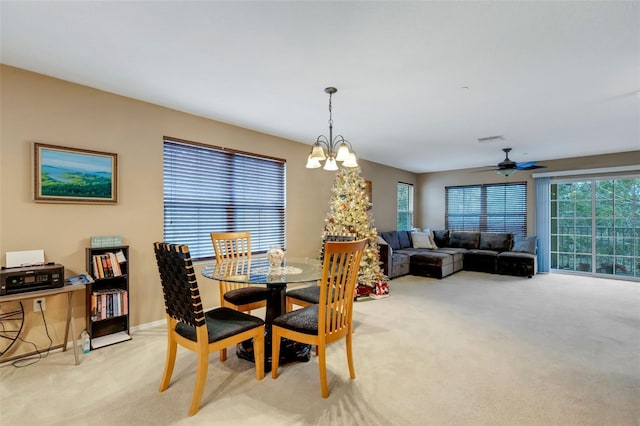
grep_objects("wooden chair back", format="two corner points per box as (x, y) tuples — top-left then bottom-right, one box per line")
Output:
(318, 239), (367, 341)
(210, 231), (252, 299)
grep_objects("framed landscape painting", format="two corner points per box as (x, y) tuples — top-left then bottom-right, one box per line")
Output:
(34, 143), (118, 203)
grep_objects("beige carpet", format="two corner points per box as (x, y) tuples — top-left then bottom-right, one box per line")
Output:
(1, 271), (639, 426)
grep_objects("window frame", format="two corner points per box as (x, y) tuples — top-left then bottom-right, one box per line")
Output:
(397, 182), (414, 231)
(550, 174), (639, 278)
(445, 182), (527, 235)
(163, 137), (286, 261)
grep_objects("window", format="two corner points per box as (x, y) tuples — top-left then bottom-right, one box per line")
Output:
(397, 182), (414, 231)
(445, 182), (527, 235)
(551, 176), (639, 278)
(163, 138), (286, 260)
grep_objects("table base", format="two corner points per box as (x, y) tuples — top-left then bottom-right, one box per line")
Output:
(237, 338), (311, 372)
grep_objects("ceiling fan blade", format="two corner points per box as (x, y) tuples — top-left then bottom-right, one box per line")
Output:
(470, 167), (499, 173)
(516, 162), (547, 170)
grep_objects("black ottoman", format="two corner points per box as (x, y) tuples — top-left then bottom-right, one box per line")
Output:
(497, 252), (537, 278)
(410, 252), (454, 279)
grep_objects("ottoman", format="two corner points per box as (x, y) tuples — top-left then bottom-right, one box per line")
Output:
(497, 252), (537, 278)
(410, 252), (454, 279)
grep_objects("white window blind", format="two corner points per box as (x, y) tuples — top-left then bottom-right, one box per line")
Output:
(163, 138), (286, 260)
(446, 182), (527, 235)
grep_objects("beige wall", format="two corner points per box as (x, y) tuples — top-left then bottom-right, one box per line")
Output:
(0, 65), (416, 359)
(417, 151), (640, 232)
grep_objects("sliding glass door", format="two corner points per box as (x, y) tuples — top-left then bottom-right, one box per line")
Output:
(551, 177), (639, 279)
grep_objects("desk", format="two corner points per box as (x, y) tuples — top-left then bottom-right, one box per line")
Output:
(0, 284), (85, 365)
(202, 257), (321, 369)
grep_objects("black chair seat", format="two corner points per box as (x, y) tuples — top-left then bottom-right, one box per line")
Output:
(286, 285), (320, 304)
(223, 286), (270, 306)
(272, 305), (318, 335)
(176, 307), (265, 343)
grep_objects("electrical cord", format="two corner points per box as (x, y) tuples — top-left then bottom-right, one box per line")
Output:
(11, 300), (53, 368)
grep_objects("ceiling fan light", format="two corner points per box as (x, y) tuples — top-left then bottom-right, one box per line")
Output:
(305, 154), (322, 169)
(342, 152), (358, 168)
(497, 168), (517, 177)
(335, 144), (351, 162)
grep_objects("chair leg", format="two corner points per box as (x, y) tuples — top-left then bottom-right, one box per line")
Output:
(318, 344), (329, 398)
(159, 320), (177, 392)
(220, 347), (227, 362)
(286, 298), (293, 312)
(253, 327), (265, 380)
(189, 339), (209, 416)
(346, 327), (356, 380)
(271, 328), (281, 379)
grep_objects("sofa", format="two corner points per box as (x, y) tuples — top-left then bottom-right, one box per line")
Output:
(379, 230), (537, 279)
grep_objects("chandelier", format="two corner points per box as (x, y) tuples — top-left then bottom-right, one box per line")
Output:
(305, 87), (358, 171)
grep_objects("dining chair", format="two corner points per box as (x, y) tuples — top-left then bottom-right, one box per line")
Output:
(210, 231), (269, 360)
(153, 242), (265, 416)
(285, 233), (357, 312)
(271, 239), (367, 398)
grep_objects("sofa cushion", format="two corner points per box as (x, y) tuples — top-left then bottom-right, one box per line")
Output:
(433, 230), (449, 247)
(449, 231), (480, 249)
(397, 231), (412, 249)
(513, 236), (537, 254)
(380, 231), (401, 250)
(410, 252), (453, 267)
(479, 232), (513, 252)
(411, 231), (433, 249)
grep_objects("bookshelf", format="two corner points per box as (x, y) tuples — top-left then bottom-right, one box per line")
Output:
(85, 245), (131, 349)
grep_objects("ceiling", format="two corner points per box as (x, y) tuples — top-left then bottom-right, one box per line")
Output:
(1, 1), (639, 173)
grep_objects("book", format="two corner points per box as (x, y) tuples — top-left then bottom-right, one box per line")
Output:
(66, 273), (94, 285)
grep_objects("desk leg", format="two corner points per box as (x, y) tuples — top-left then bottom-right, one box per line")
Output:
(63, 292), (80, 365)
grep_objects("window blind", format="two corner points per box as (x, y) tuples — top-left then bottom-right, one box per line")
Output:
(163, 139), (286, 260)
(446, 182), (527, 235)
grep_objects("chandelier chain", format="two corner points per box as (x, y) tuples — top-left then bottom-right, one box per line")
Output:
(328, 92), (333, 127)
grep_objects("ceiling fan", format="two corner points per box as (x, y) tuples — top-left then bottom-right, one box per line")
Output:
(475, 148), (547, 177)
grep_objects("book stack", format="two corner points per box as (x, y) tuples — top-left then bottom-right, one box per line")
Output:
(90, 289), (129, 321)
(91, 250), (126, 279)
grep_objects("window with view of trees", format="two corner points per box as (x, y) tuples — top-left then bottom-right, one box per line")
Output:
(397, 182), (414, 231)
(445, 182), (527, 235)
(551, 177), (639, 278)
(163, 138), (286, 260)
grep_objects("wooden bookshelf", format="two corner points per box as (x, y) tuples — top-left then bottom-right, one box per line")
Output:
(85, 245), (131, 349)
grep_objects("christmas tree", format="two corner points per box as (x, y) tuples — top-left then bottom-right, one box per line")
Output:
(323, 167), (389, 298)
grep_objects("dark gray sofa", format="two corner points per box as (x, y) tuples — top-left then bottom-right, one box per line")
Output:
(379, 230), (537, 279)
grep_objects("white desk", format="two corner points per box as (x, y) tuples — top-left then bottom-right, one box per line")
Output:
(0, 284), (85, 365)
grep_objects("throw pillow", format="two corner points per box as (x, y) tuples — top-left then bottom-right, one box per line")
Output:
(433, 230), (450, 247)
(380, 231), (401, 250)
(423, 227), (438, 249)
(411, 231), (433, 249)
(513, 236), (537, 254)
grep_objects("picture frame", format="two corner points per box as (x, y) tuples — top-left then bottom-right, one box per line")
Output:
(34, 143), (118, 203)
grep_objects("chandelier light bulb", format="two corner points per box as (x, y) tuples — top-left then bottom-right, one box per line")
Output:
(310, 144), (326, 160)
(335, 145), (351, 162)
(342, 152), (358, 168)
(306, 154), (322, 168)
(323, 157), (339, 171)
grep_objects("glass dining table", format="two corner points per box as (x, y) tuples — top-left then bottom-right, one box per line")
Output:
(201, 257), (322, 369)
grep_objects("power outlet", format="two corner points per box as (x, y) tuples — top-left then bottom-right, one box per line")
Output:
(33, 298), (46, 312)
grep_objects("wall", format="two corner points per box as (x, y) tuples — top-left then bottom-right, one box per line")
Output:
(0, 65), (416, 359)
(417, 151), (640, 232)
